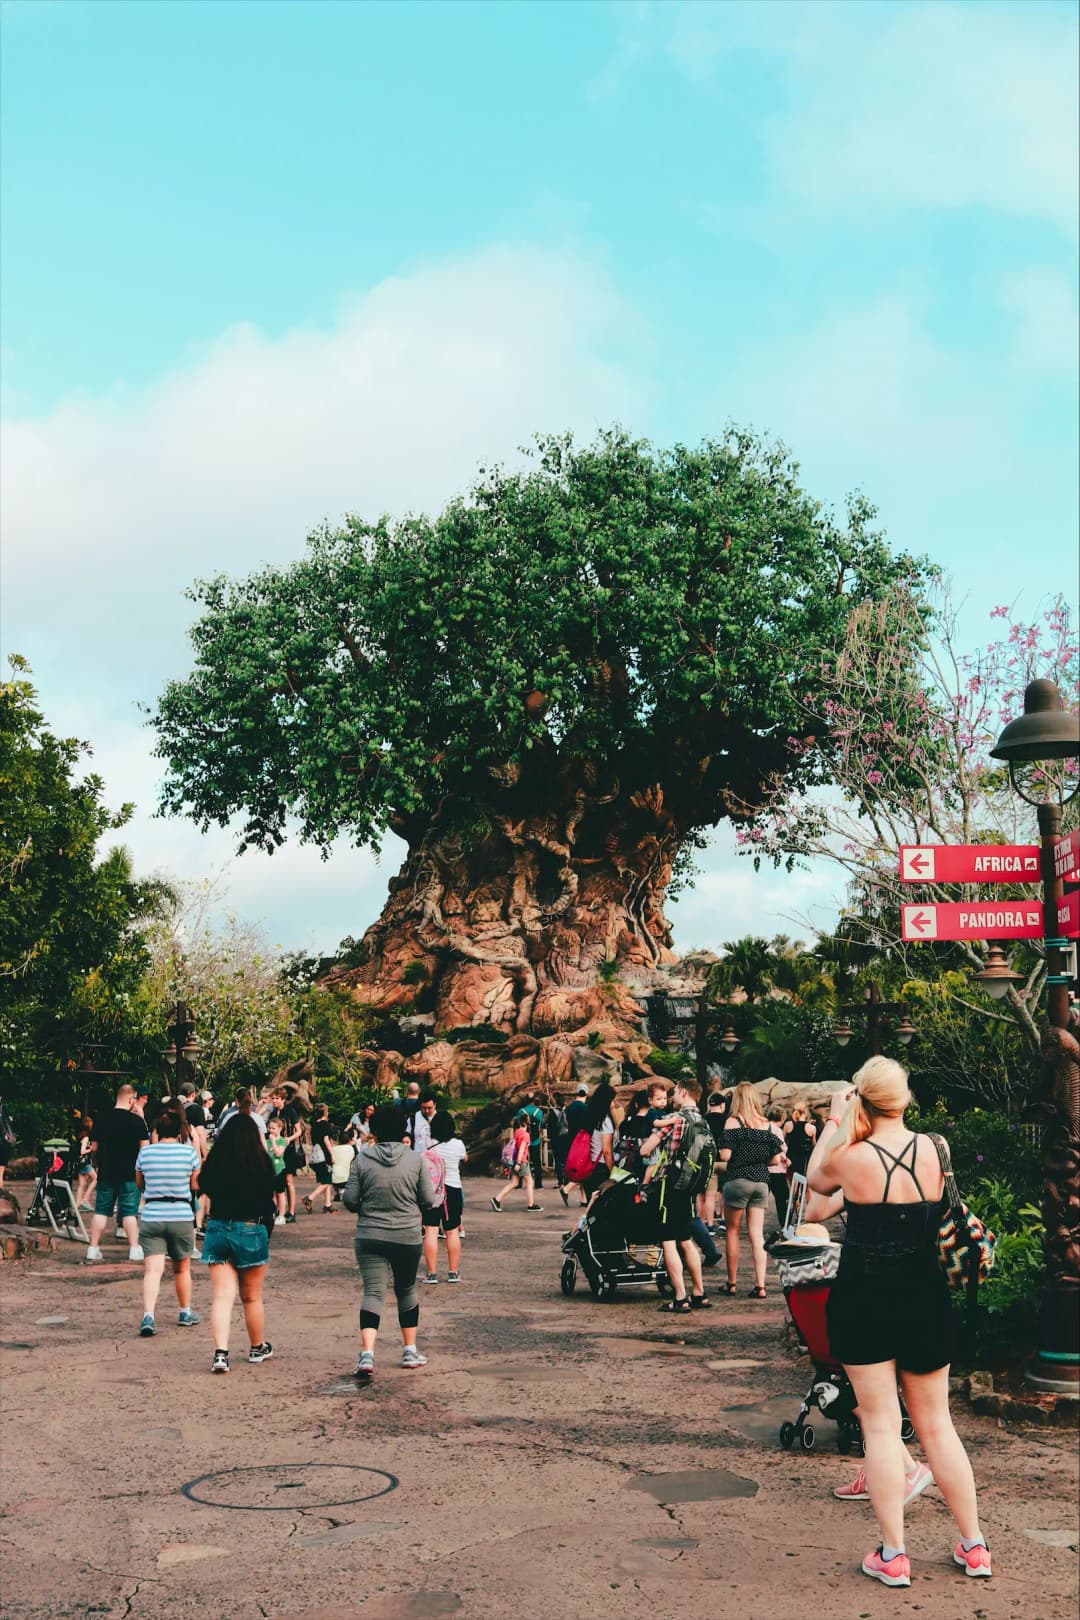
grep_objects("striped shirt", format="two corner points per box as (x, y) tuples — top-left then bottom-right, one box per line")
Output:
(136, 1142), (199, 1222)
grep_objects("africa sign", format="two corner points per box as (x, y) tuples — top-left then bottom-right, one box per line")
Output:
(899, 845), (1040, 883)
(901, 902), (1044, 942)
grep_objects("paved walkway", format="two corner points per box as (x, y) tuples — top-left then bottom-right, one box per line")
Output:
(1, 1178), (1077, 1620)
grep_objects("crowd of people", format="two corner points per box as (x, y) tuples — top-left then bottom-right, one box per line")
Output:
(58, 1056), (989, 1588)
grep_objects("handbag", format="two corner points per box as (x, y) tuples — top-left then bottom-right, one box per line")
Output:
(929, 1134), (996, 1300)
(309, 1142), (326, 1166)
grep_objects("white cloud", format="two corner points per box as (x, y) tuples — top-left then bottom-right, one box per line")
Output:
(2, 242), (652, 950)
(771, 3), (1078, 238)
(659, 0), (1079, 237)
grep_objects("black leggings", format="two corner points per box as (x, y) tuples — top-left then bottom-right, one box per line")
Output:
(355, 1237), (422, 1331)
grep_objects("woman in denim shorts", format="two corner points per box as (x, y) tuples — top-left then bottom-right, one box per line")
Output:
(196, 1102), (276, 1374)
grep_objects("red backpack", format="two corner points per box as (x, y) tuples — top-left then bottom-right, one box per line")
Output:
(563, 1129), (594, 1184)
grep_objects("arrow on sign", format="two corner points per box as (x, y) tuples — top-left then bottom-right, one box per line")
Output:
(908, 853), (931, 875)
(908, 910), (934, 934)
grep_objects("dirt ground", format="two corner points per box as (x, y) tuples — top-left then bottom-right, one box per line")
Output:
(1, 1175), (1077, 1620)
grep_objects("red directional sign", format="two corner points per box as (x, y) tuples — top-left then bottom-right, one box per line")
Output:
(899, 844), (1041, 883)
(1054, 828), (1080, 885)
(1058, 890), (1079, 939)
(901, 902), (1044, 942)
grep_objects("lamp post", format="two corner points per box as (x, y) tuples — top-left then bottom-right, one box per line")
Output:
(990, 677), (1080, 1396)
(162, 1000), (200, 1103)
(835, 981), (916, 1056)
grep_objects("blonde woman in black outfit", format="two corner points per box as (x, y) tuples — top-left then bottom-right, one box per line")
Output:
(718, 1083), (785, 1297)
(807, 1057), (989, 1590)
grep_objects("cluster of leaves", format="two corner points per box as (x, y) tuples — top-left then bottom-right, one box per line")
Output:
(740, 590), (1079, 1057)
(153, 428), (927, 856)
(0, 661), (174, 1138)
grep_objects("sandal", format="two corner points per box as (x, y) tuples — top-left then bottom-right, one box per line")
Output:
(748, 1285), (767, 1299)
(689, 1294), (713, 1310)
(723, 1280), (737, 1295)
(658, 1298), (692, 1314)
(302, 1196), (313, 1213)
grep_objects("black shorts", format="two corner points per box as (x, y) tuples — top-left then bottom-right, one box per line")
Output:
(422, 1186), (464, 1231)
(314, 1162), (334, 1185)
(273, 1170), (287, 1194)
(659, 1193), (695, 1245)
(827, 1262), (955, 1374)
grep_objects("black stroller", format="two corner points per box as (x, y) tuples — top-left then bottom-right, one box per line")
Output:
(559, 1169), (670, 1301)
(24, 1138), (89, 1243)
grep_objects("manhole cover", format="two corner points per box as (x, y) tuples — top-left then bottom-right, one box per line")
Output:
(181, 1463), (398, 1511)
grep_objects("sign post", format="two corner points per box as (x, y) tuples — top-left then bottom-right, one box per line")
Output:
(1053, 828), (1079, 886)
(901, 902), (1045, 942)
(899, 844), (1041, 883)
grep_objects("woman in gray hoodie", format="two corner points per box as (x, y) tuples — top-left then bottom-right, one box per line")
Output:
(343, 1102), (439, 1379)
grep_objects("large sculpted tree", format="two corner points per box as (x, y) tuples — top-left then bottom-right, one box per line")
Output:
(155, 430), (924, 1075)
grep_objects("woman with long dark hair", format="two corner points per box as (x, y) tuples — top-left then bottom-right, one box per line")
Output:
(197, 1101), (275, 1374)
(581, 1080), (616, 1196)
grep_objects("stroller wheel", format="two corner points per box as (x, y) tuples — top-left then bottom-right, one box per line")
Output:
(799, 1424), (817, 1452)
(591, 1272), (615, 1301)
(560, 1258), (577, 1296)
(900, 1417), (915, 1443)
(656, 1275), (673, 1297)
(779, 1422), (796, 1451)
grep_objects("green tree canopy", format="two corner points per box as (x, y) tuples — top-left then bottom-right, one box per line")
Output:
(155, 428), (928, 855)
(0, 659), (165, 1111)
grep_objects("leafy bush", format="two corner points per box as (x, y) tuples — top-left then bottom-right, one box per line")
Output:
(596, 958), (620, 984)
(401, 959), (430, 986)
(645, 1046), (695, 1081)
(964, 1176), (1044, 1359)
(907, 1102), (1039, 1206)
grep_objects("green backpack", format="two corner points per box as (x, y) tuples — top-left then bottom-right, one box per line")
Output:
(663, 1112), (717, 1195)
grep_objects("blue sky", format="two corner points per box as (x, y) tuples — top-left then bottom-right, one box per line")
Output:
(3, 0), (1077, 954)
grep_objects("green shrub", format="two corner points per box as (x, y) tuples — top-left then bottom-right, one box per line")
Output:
(645, 1046), (695, 1081)
(401, 959), (429, 985)
(907, 1102), (1039, 1208)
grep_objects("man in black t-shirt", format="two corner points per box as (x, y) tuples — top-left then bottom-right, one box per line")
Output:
(85, 1083), (150, 1263)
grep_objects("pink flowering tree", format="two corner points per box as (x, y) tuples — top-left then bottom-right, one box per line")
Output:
(740, 588), (1079, 1054)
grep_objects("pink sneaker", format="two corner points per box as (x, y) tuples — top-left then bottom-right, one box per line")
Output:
(834, 1467), (869, 1501)
(953, 1541), (992, 1578)
(835, 1462), (934, 1506)
(903, 1461), (935, 1505)
(861, 1548), (911, 1587)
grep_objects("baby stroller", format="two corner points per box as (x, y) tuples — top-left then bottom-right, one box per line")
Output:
(24, 1138), (89, 1243)
(778, 1241), (915, 1456)
(560, 1169), (669, 1302)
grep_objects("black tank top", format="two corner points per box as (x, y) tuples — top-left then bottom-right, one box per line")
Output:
(841, 1135), (942, 1262)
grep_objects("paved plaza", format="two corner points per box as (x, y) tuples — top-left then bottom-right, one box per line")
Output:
(1, 1180), (1077, 1620)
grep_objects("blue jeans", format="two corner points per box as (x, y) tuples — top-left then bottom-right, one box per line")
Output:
(200, 1218), (269, 1269)
(690, 1214), (720, 1265)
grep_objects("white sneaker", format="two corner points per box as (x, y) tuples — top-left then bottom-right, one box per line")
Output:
(128, 1245), (145, 1262)
(274, 1215), (286, 1226)
(401, 1346), (428, 1369)
(84, 1245), (103, 1263)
